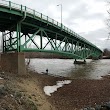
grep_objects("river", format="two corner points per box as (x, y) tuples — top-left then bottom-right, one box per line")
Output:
(27, 59), (110, 79)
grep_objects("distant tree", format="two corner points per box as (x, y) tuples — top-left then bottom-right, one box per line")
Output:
(107, 1), (110, 39)
(103, 48), (110, 56)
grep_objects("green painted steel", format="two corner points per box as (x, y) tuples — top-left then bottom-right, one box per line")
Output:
(0, 0), (102, 59)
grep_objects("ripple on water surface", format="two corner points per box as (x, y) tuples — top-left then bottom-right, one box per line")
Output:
(27, 59), (110, 79)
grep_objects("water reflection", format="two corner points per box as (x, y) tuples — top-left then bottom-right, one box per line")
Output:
(28, 59), (110, 79)
(68, 62), (94, 79)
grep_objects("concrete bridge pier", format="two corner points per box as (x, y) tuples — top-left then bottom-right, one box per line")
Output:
(1, 52), (26, 75)
(74, 59), (86, 64)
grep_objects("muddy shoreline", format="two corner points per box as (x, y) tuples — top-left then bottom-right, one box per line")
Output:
(29, 71), (110, 109)
(0, 69), (110, 110)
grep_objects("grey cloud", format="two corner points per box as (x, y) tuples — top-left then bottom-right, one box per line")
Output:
(80, 28), (109, 50)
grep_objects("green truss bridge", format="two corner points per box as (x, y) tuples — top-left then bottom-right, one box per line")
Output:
(0, 0), (102, 60)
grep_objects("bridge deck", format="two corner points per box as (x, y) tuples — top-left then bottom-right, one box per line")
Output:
(0, 0), (101, 51)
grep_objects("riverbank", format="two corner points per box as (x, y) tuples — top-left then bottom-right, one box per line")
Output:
(30, 71), (110, 109)
(0, 69), (110, 110)
(0, 70), (55, 110)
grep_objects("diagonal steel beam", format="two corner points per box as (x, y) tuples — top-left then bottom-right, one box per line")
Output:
(21, 29), (41, 48)
(27, 34), (39, 49)
(57, 37), (66, 49)
(43, 40), (50, 49)
(42, 30), (55, 50)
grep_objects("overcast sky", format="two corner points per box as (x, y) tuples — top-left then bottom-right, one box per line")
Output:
(10, 0), (110, 50)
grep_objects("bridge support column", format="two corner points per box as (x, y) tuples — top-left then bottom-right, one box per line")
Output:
(84, 59), (86, 63)
(74, 59), (86, 64)
(74, 59), (77, 64)
(1, 52), (26, 75)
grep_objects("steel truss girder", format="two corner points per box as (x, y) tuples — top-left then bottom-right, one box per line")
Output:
(2, 23), (101, 59)
(2, 31), (17, 52)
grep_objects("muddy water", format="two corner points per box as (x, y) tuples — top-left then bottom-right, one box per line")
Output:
(27, 59), (110, 79)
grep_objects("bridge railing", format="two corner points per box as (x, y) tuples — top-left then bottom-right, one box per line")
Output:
(0, 0), (100, 50)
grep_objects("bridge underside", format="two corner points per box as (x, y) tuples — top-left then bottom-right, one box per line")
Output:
(0, 1), (102, 60)
(2, 25), (101, 60)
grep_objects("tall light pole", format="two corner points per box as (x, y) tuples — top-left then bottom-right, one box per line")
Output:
(57, 4), (62, 26)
